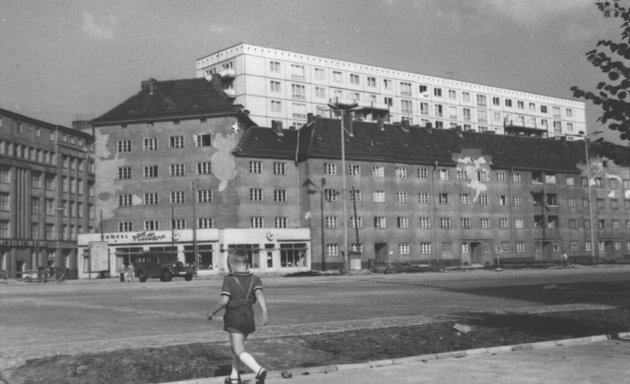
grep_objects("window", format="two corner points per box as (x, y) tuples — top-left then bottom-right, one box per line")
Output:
(170, 164), (185, 176)
(367, 76), (376, 87)
(417, 168), (429, 179)
(476, 94), (487, 107)
(401, 99), (413, 115)
(249, 161), (263, 174)
(611, 199), (619, 209)
(433, 87), (442, 97)
(0, 193), (9, 211)
(117, 140), (132, 152)
(348, 164), (361, 176)
(274, 217), (287, 228)
(397, 217), (409, 229)
(457, 170), (469, 181)
(325, 216), (338, 228)
(461, 218), (471, 229)
(273, 162), (286, 175)
(118, 194), (133, 207)
(326, 244), (339, 257)
(609, 178), (619, 189)
(372, 166), (384, 177)
(419, 217), (431, 228)
(512, 195), (522, 206)
(373, 191), (385, 203)
(498, 195), (507, 206)
(350, 74), (360, 85)
(145, 221), (159, 231)
(438, 169), (449, 180)
(420, 242), (432, 254)
(418, 192), (429, 205)
(250, 188), (263, 201)
(440, 217), (451, 229)
(396, 192), (408, 203)
(170, 191), (186, 204)
(270, 81), (281, 93)
(478, 195), (489, 205)
(612, 219), (620, 230)
(514, 218), (524, 229)
(333, 71), (343, 82)
(460, 194), (470, 205)
(505, 99), (513, 107)
(434, 104), (443, 117)
(383, 79), (392, 89)
(195, 134), (212, 147)
(396, 167), (407, 179)
(117, 167), (132, 180)
(492, 97), (500, 106)
(270, 100), (282, 112)
(143, 165), (158, 178)
(197, 162), (212, 175)
(171, 219), (185, 230)
(273, 189), (287, 202)
(596, 198), (605, 209)
(250, 217), (264, 228)
(438, 193), (449, 205)
(480, 218), (490, 229)
(170, 136), (184, 149)
(324, 163), (336, 175)
(199, 218), (214, 229)
(291, 84), (305, 99)
(350, 189), (362, 201)
(420, 102), (429, 115)
(351, 216), (363, 228)
(315, 87), (326, 98)
(270, 61), (280, 72)
(197, 190), (213, 203)
(324, 189), (339, 201)
(144, 193), (159, 205)
(499, 218), (510, 229)
(374, 217), (387, 228)
(118, 222), (133, 232)
(400, 82), (412, 96)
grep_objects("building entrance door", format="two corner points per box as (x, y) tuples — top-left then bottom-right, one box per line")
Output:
(471, 242), (482, 264)
(374, 243), (387, 263)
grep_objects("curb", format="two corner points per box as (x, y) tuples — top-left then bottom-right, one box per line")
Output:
(161, 332), (630, 384)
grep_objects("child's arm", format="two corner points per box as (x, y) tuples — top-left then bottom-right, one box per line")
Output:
(255, 290), (268, 325)
(207, 295), (229, 320)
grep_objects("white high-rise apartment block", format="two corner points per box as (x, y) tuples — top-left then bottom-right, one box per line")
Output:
(196, 43), (586, 137)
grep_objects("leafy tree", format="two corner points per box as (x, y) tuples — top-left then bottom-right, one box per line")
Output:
(571, 0), (630, 142)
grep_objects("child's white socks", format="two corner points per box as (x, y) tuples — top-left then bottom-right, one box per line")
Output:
(239, 352), (261, 373)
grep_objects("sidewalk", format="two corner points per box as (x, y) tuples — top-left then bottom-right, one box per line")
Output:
(166, 334), (630, 384)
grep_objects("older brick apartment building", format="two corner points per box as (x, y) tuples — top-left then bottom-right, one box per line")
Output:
(75, 75), (630, 277)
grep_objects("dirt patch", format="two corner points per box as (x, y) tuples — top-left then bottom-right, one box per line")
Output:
(6, 307), (630, 384)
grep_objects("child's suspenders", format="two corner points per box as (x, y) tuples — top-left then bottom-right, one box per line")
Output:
(232, 276), (255, 305)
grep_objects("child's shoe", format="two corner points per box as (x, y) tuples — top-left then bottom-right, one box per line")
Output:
(224, 376), (241, 384)
(255, 368), (267, 384)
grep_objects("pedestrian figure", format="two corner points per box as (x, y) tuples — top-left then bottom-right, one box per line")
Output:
(126, 263), (135, 282)
(561, 253), (569, 268)
(208, 249), (268, 384)
(119, 262), (127, 283)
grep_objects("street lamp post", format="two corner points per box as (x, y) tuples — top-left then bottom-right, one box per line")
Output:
(328, 98), (357, 273)
(582, 130), (604, 264)
(307, 177), (327, 271)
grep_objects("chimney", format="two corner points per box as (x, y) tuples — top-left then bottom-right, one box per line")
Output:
(271, 120), (284, 136)
(401, 119), (410, 132)
(377, 116), (385, 131)
(211, 73), (222, 91)
(343, 111), (354, 137)
(141, 78), (159, 95)
(307, 113), (314, 124)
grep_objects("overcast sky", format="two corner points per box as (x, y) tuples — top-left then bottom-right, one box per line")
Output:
(0, 0), (625, 143)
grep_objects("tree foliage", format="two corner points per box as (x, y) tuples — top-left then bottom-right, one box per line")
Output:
(571, 1), (630, 142)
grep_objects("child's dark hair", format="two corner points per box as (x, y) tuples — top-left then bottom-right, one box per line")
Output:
(228, 249), (249, 266)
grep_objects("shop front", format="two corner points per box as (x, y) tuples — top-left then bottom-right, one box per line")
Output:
(77, 227), (311, 279)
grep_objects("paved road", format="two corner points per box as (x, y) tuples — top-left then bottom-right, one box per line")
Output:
(1, 265), (629, 370)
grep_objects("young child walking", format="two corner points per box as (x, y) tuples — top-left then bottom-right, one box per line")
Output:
(208, 249), (268, 384)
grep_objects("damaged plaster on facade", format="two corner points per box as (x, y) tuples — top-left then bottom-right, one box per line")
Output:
(453, 150), (492, 202)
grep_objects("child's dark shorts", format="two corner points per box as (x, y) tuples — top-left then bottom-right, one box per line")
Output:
(223, 304), (255, 335)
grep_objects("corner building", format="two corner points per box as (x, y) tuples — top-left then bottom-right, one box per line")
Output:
(196, 43), (585, 137)
(78, 78), (311, 278)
